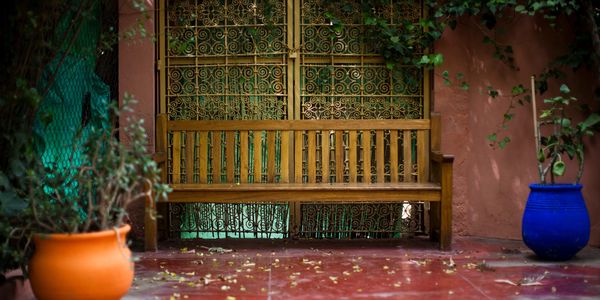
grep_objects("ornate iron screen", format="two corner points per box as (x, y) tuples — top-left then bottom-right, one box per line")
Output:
(158, 0), (428, 239)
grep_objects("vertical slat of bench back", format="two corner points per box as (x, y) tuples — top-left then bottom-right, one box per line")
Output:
(253, 131), (262, 183)
(390, 130), (399, 182)
(417, 130), (428, 182)
(267, 131), (276, 183)
(362, 131), (371, 183)
(226, 131), (235, 183)
(403, 130), (413, 182)
(186, 131), (195, 183)
(294, 131), (303, 183)
(348, 131), (358, 182)
(307, 130), (316, 183)
(198, 131), (209, 184)
(321, 131), (330, 183)
(240, 131), (249, 183)
(212, 132), (222, 183)
(335, 131), (344, 183)
(280, 132), (290, 183)
(172, 132), (181, 184)
(376, 130), (385, 183)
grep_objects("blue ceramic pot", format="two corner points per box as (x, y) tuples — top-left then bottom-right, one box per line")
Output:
(522, 184), (590, 261)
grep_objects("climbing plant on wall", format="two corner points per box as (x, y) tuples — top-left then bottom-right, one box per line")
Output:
(320, 0), (599, 147)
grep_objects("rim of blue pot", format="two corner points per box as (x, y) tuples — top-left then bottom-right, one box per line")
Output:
(529, 183), (582, 190)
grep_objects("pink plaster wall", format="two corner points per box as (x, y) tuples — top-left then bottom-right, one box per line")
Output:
(118, 0), (156, 242)
(435, 15), (600, 246)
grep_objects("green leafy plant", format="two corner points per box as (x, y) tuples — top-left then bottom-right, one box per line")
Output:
(0, 0), (163, 274)
(1, 94), (170, 274)
(534, 84), (600, 184)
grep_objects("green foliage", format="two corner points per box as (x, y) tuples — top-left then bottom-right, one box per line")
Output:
(536, 85), (600, 184)
(0, 0), (166, 274)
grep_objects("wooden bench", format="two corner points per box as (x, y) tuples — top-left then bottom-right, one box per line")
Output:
(146, 113), (453, 250)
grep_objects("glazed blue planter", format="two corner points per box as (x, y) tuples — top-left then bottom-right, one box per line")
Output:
(522, 184), (590, 261)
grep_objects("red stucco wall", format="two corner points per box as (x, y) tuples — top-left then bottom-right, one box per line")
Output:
(119, 0), (156, 242)
(435, 15), (600, 246)
(118, 6), (599, 247)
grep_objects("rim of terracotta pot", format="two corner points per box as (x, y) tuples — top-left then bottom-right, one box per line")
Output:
(34, 224), (131, 241)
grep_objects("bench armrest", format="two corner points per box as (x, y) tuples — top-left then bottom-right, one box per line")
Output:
(431, 151), (454, 164)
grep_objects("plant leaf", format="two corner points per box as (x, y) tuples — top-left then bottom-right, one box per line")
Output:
(552, 160), (565, 177)
(581, 113), (600, 130)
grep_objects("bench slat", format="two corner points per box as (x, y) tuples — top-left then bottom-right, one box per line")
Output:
(186, 131), (195, 183)
(335, 131), (344, 183)
(253, 131), (262, 183)
(280, 132), (290, 183)
(267, 130), (276, 183)
(390, 130), (398, 183)
(417, 130), (427, 183)
(167, 183), (441, 203)
(199, 131), (208, 184)
(376, 130), (384, 183)
(349, 130), (357, 183)
(294, 131), (303, 183)
(403, 131), (412, 182)
(172, 132), (181, 184)
(169, 119), (430, 131)
(321, 131), (330, 183)
(240, 131), (249, 183)
(226, 131), (235, 183)
(213, 132), (222, 183)
(362, 131), (371, 183)
(307, 130), (316, 183)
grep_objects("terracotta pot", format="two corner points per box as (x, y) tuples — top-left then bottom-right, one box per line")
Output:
(29, 225), (134, 300)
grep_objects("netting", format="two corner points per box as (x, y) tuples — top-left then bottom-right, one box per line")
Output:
(34, 0), (115, 172)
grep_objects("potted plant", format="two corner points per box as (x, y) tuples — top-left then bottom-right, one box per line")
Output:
(1, 94), (169, 299)
(522, 77), (600, 261)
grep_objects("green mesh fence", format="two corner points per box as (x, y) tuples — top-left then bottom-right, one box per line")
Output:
(35, 0), (110, 172)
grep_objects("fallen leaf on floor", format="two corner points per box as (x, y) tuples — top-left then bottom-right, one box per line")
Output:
(443, 257), (457, 274)
(226, 296), (236, 300)
(393, 282), (402, 287)
(184, 272), (195, 276)
(302, 258), (321, 266)
(409, 259), (428, 266)
(352, 265), (363, 272)
(180, 248), (196, 254)
(242, 260), (255, 268)
(221, 285), (231, 291)
(343, 271), (351, 276)
(329, 276), (338, 284)
(201, 246), (233, 253)
(443, 268), (456, 274)
(494, 271), (549, 286)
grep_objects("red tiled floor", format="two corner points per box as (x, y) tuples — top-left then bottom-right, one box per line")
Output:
(125, 237), (600, 299)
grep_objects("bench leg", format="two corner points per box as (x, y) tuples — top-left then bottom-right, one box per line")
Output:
(145, 195), (157, 252)
(439, 160), (453, 250)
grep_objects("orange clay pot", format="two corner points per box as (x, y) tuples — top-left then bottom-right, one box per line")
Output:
(28, 224), (134, 300)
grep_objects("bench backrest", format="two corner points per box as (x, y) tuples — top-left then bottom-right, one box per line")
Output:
(157, 115), (436, 185)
